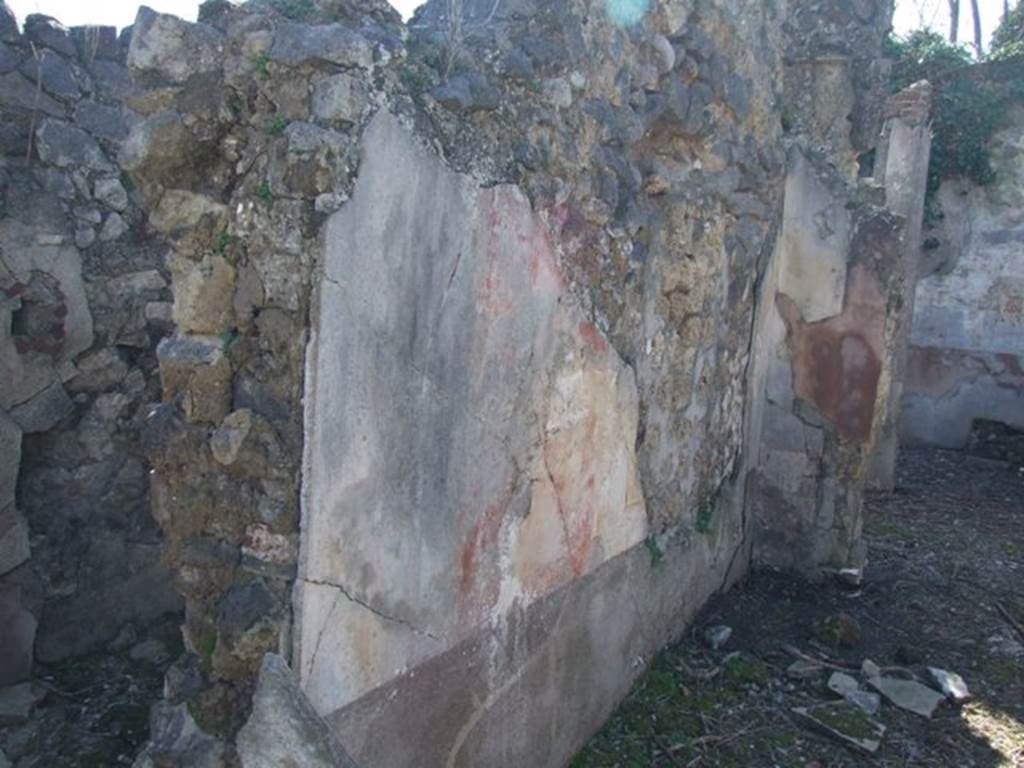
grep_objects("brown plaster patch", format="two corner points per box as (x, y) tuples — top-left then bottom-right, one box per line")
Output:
(906, 345), (1024, 397)
(777, 264), (886, 443)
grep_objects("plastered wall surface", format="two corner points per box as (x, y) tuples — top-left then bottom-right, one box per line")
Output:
(903, 110), (1024, 447)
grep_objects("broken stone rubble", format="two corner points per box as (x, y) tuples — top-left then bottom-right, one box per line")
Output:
(793, 701), (887, 754)
(928, 667), (971, 702)
(237, 654), (362, 768)
(867, 677), (946, 719)
(0, 682), (44, 726)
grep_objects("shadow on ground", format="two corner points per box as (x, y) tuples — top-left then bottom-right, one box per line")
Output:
(572, 448), (1024, 767)
(0, 616), (182, 767)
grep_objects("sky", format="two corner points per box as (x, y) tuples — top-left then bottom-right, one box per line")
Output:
(3, 0), (1013, 45)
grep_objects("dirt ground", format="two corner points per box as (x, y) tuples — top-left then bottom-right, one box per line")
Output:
(2, 448), (1020, 767)
(572, 448), (1024, 767)
(0, 616), (181, 767)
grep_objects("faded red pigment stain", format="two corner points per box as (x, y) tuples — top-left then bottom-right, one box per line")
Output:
(577, 322), (609, 355)
(777, 264), (886, 443)
(907, 346), (1024, 397)
(543, 424), (598, 577)
(523, 214), (564, 291)
(473, 188), (563, 317)
(458, 494), (509, 598)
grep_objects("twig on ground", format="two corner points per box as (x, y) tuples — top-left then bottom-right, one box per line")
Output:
(677, 660), (721, 682)
(673, 725), (761, 751)
(996, 602), (1024, 644)
(35, 680), (77, 697)
(782, 644), (859, 674)
(652, 733), (685, 767)
(948, 560), (962, 587)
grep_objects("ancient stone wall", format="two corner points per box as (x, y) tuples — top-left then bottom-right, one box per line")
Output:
(0, 0), (931, 766)
(901, 107), (1024, 449)
(747, 3), (929, 572)
(0, 7), (181, 690)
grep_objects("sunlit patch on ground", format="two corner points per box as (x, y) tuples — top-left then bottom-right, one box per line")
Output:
(963, 702), (1024, 767)
(573, 449), (1024, 767)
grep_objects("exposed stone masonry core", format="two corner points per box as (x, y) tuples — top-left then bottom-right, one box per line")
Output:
(0, 0), (992, 765)
(0, 8), (181, 692)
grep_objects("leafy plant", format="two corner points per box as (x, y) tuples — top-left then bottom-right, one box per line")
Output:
(644, 535), (664, 567)
(268, 0), (314, 21)
(257, 181), (273, 203)
(214, 230), (231, 254)
(220, 328), (239, 352)
(696, 503), (713, 535)
(887, 32), (995, 194)
(991, 3), (1024, 57)
(264, 114), (288, 136)
(252, 51), (270, 80)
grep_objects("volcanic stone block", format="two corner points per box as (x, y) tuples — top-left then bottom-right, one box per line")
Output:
(238, 655), (361, 768)
(157, 335), (232, 425)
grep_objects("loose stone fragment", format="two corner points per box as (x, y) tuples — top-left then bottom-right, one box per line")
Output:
(132, 702), (226, 768)
(928, 667), (970, 702)
(0, 682), (45, 726)
(237, 654), (362, 768)
(837, 567), (863, 588)
(868, 677), (946, 718)
(787, 659), (825, 679)
(828, 671), (860, 697)
(846, 691), (881, 716)
(704, 624), (732, 650)
(793, 701), (886, 754)
(861, 659), (881, 678)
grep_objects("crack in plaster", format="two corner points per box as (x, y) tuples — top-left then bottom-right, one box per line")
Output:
(303, 576), (443, 643)
(306, 588), (343, 680)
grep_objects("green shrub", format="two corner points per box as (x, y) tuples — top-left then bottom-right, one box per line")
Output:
(886, 31), (997, 196)
(264, 114), (288, 135)
(991, 4), (1024, 56)
(268, 0), (314, 21)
